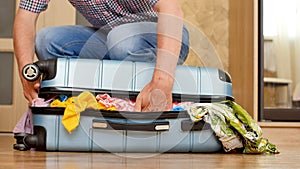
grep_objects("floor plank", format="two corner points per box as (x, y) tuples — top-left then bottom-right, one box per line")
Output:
(1, 128), (300, 169)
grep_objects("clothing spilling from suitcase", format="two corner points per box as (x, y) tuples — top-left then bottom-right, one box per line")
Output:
(13, 58), (279, 154)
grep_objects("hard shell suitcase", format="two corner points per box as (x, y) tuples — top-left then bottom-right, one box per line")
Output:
(15, 58), (233, 152)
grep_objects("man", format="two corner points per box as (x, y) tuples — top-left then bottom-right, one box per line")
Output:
(13, 0), (190, 112)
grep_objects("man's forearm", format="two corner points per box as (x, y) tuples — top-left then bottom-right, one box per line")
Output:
(13, 9), (40, 103)
(13, 9), (38, 74)
(153, 0), (183, 81)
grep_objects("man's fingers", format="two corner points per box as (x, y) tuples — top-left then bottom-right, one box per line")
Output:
(134, 94), (142, 112)
(34, 82), (40, 90)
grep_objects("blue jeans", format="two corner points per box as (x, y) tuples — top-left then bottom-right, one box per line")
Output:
(35, 22), (190, 64)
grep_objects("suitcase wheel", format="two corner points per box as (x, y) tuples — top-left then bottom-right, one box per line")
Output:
(13, 143), (29, 151)
(22, 63), (41, 82)
(13, 126), (46, 151)
(13, 133), (30, 151)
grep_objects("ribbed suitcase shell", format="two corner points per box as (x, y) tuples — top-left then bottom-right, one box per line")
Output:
(28, 58), (232, 152)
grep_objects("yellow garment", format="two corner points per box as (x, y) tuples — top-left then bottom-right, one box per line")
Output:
(62, 91), (98, 134)
(97, 102), (117, 111)
(50, 97), (75, 107)
(50, 92), (117, 133)
(51, 97), (117, 111)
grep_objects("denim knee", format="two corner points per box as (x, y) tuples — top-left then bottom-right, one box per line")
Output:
(35, 26), (107, 60)
(178, 26), (190, 64)
(35, 27), (56, 60)
(35, 27), (82, 60)
(107, 22), (190, 63)
(106, 22), (157, 61)
(107, 35), (157, 62)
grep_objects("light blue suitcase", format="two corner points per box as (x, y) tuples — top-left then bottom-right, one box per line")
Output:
(14, 58), (233, 152)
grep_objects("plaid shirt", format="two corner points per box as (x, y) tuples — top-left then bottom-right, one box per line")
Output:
(20, 0), (159, 31)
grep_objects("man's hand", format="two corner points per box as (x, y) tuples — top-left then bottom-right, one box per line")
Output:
(134, 69), (174, 112)
(21, 78), (40, 105)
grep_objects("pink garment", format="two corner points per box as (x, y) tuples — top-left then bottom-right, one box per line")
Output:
(96, 94), (136, 111)
(13, 108), (33, 134)
(114, 98), (136, 111)
(96, 94), (193, 112)
(32, 98), (53, 107)
(13, 98), (52, 134)
(96, 94), (116, 108)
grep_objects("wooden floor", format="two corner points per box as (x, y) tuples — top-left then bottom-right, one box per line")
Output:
(1, 128), (300, 169)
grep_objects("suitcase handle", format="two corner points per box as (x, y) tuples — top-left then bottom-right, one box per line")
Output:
(22, 59), (57, 82)
(92, 119), (169, 131)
